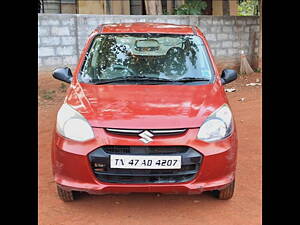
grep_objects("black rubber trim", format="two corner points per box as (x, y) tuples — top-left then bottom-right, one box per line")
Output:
(88, 146), (202, 184)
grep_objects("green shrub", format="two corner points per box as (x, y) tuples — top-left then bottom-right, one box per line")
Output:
(59, 83), (67, 93)
(40, 90), (56, 100)
(174, 0), (207, 15)
(238, 0), (260, 16)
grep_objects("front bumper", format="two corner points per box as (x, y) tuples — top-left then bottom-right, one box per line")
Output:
(52, 127), (237, 194)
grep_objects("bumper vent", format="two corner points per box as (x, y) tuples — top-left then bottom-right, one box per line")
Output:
(88, 146), (202, 184)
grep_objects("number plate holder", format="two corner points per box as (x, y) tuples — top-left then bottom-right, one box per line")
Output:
(110, 155), (182, 169)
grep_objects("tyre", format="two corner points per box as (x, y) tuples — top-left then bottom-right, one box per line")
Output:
(212, 180), (235, 200)
(56, 185), (77, 202)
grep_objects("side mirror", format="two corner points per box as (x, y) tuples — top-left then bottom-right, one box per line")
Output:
(52, 67), (73, 83)
(221, 69), (237, 85)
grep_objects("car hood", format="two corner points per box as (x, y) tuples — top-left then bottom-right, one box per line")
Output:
(65, 82), (226, 129)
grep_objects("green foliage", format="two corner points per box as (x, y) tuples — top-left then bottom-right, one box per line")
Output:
(174, 0), (207, 15)
(40, 90), (56, 100)
(162, 9), (170, 15)
(59, 83), (67, 93)
(238, 0), (259, 16)
(254, 68), (261, 73)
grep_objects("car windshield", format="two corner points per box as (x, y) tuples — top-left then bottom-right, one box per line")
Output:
(79, 33), (214, 84)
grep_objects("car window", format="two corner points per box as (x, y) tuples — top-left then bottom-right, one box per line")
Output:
(79, 33), (214, 84)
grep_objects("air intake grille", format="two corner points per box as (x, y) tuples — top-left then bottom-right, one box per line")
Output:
(103, 146), (188, 155)
(88, 146), (202, 184)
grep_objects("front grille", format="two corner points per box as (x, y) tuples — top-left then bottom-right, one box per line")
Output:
(88, 146), (202, 184)
(103, 146), (188, 155)
(105, 128), (187, 136)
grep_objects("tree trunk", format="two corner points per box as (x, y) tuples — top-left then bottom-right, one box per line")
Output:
(258, 0), (262, 70)
(167, 0), (174, 14)
(144, 0), (162, 15)
(223, 0), (230, 16)
(175, 0), (185, 8)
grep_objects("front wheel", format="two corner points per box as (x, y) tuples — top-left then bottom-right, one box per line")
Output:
(212, 180), (235, 200)
(56, 185), (78, 202)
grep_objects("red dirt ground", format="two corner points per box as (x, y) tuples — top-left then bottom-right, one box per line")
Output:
(38, 72), (262, 225)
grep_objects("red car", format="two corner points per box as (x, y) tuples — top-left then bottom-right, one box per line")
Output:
(51, 23), (238, 202)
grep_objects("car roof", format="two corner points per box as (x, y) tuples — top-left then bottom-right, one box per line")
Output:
(98, 22), (197, 35)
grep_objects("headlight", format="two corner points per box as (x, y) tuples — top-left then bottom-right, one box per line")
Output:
(197, 104), (233, 142)
(56, 103), (95, 142)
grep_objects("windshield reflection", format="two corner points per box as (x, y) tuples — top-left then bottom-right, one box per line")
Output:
(80, 33), (213, 84)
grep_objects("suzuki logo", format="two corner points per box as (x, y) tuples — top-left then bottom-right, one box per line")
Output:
(138, 130), (154, 144)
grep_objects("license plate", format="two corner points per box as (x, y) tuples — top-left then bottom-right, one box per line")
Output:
(110, 155), (181, 169)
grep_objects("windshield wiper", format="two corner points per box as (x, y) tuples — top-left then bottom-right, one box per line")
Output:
(94, 76), (173, 84)
(174, 77), (210, 83)
(94, 76), (210, 84)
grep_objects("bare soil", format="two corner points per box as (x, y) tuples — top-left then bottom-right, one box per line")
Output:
(38, 72), (262, 225)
